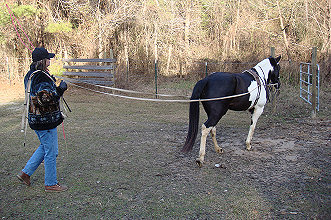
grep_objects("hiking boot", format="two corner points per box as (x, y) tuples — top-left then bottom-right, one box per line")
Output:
(45, 183), (68, 192)
(17, 171), (31, 186)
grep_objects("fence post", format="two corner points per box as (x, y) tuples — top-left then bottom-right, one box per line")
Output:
(311, 47), (317, 118)
(126, 58), (129, 85)
(205, 62), (208, 77)
(109, 49), (115, 89)
(125, 45), (129, 85)
(155, 59), (158, 98)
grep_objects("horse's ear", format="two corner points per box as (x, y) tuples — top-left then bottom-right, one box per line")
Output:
(275, 56), (281, 64)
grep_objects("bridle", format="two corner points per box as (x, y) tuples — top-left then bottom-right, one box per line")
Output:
(258, 64), (281, 104)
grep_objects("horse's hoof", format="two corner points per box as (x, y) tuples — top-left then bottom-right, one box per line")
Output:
(216, 148), (224, 154)
(196, 159), (204, 167)
(246, 145), (252, 151)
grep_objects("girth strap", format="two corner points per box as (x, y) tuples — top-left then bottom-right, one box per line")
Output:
(245, 69), (262, 109)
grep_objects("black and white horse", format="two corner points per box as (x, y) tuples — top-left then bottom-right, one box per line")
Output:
(182, 56), (281, 167)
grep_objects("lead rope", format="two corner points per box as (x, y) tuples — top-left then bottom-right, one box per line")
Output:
(59, 76), (277, 103)
(6, 3), (34, 53)
(64, 80), (259, 102)
(62, 122), (69, 157)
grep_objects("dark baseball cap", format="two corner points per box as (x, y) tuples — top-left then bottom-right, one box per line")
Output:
(32, 47), (55, 62)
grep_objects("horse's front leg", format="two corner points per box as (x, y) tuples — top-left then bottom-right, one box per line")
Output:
(196, 124), (212, 167)
(246, 107), (264, 150)
(211, 127), (223, 154)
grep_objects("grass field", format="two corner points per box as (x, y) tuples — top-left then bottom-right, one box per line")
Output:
(0, 82), (330, 219)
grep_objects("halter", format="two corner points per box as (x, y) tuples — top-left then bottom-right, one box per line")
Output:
(257, 66), (270, 101)
(258, 65), (281, 102)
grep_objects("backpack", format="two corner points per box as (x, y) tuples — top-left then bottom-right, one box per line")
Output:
(21, 70), (64, 131)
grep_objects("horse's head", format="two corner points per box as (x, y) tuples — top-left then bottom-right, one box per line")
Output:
(267, 56), (281, 89)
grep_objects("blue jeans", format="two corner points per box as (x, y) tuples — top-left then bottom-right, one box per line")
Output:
(22, 128), (58, 186)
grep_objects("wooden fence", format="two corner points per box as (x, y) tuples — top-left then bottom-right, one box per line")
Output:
(62, 58), (116, 86)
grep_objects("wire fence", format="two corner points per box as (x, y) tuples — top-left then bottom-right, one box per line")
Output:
(115, 58), (301, 93)
(0, 56), (262, 84)
(0, 56), (323, 94)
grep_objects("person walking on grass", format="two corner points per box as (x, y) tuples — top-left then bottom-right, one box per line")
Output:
(17, 47), (68, 192)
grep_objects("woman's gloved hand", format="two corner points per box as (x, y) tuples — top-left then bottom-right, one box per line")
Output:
(56, 80), (67, 96)
(59, 80), (67, 91)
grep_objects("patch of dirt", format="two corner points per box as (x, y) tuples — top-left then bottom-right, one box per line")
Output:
(0, 80), (24, 105)
(193, 115), (330, 218)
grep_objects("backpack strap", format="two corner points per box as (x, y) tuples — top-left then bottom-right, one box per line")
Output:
(21, 70), (39, 133)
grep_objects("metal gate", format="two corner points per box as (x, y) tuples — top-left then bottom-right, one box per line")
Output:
(300, 62), (320, 111)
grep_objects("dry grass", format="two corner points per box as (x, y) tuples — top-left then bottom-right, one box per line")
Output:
(0, 81), (330, 219)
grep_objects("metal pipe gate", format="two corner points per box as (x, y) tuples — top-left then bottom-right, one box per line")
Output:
(300, 62), (320, 111)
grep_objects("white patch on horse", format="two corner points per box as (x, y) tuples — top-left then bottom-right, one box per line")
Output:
(248, 59), (274, 109)
(248, 81), (258, 109)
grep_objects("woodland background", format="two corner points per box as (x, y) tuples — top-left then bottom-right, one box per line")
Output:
(0, 0), (330, 85)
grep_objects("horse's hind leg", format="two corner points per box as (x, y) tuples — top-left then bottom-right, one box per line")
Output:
(211, 127), (223, 154)
(196, 124), (212, 167)
(196, 105), (228, 167)
(246, 106), (264, 150)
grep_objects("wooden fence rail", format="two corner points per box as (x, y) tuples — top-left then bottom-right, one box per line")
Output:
(62, 58), (116, 86)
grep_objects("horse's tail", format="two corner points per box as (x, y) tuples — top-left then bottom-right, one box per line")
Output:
(182, 78), (208, 152)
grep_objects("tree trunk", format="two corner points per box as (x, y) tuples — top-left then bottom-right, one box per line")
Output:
(234, 0), (241, 51)
(328, 0), (331, 53)
(277, 0), (291, 62)
(184, 7), (191, 58)
(97, 8), (103, 59)
(166, 44), (173, 76)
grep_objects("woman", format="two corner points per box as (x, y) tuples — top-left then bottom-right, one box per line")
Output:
(17, 47), (68, 192)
